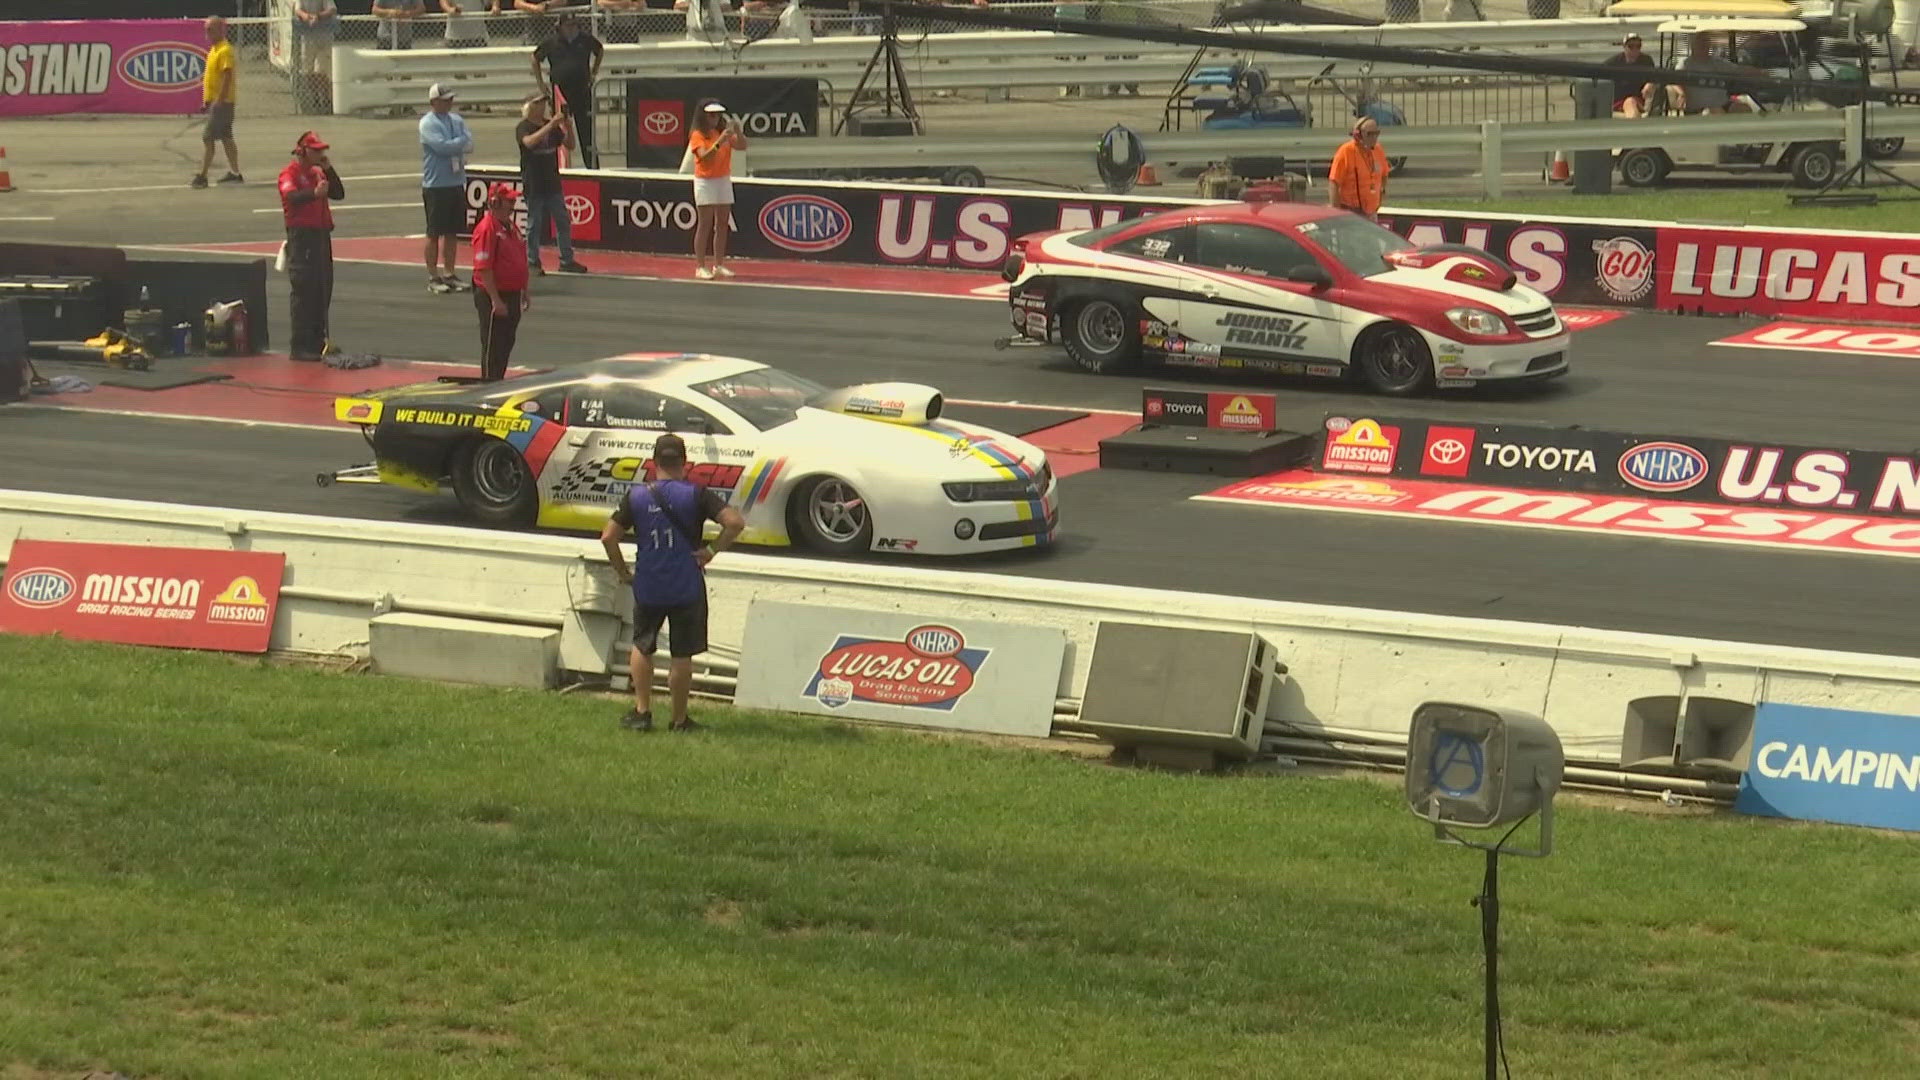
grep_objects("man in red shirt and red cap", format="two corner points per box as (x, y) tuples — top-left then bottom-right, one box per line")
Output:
(471, 181), (531, 381)
(278, 130), (346, 361)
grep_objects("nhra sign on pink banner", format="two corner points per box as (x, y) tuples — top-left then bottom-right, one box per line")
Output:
(465, 166), (1186, 270)
(1736, 704), (1920, 833)
(1657, 226), (1920, 323)
(1, 21), (208, 116)
(732, 599), (1065, 737)
(0, 539), (284, 653)
(1377, 215), (1659, 309)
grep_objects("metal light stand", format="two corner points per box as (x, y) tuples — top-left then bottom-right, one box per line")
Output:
(1421, 789), (1556, 1080)
(836, 5), (922, 136)
(1795, 88), (1920, 206)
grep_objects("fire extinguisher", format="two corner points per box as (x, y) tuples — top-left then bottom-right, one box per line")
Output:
(230, 303), (252, 356)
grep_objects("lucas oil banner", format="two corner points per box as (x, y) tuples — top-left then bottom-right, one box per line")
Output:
(733, 599), (1066, 737)
(1, 20), (209, 116)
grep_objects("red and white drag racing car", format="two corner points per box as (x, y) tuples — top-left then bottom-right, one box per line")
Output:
(1002, 201), (1571, 395)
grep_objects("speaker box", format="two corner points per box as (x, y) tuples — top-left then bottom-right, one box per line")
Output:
(1076, 621), (1282, 763)
(1098, 426), (1313, 477)
(846, 114), (917, 137)
(1620, 694), (1756, 772)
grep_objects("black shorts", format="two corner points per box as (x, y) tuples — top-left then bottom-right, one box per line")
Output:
(422, 185), (466, 238)
(634, 595), (709, 658)
(203, 101), (234, 142)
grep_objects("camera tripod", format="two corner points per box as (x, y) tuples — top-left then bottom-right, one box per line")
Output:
(835, 5), (922, 137)
(1793, 85), (1920, 206)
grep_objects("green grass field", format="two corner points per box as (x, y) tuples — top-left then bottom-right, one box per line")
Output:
(4, 634), (1920, 1079)
(1405, 185), (1920, 233)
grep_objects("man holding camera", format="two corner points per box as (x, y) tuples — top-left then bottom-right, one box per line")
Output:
(278, 131), (347, 361)
(516, 94), (590, 275)
(531, 12), (603, 168)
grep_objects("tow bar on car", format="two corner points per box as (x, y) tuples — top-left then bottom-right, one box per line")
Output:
(316, 464), (381, 487)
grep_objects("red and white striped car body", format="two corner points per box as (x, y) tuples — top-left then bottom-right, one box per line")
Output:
(1002, 201), (1571, 396)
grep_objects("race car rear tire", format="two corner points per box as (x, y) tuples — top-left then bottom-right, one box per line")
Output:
(1354, 323), (1434, 397)
(452, 437), (539, 527)
(790, 475), (874, 556)
(1061, 297), (1140, 375)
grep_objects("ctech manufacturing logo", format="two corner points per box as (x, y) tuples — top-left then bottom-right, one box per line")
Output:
(803, 624), (991, 712)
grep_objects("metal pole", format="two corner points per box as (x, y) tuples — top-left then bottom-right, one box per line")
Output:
(1477, 848), (1501, 1080)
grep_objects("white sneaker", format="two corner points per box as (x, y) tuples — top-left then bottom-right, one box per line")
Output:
(714, 265), (735, 278)
(694, 267), (714, 280)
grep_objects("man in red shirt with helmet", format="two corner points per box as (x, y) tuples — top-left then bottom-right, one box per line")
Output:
(278, 130), (346, 361)
(471, 181), (530, 381)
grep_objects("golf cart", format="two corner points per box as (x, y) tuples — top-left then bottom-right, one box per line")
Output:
(1613, 16), (1850, 187)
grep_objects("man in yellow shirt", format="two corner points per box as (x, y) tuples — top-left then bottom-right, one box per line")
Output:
(1327, 117), (1389, 220)
(193, 16), (244, 189)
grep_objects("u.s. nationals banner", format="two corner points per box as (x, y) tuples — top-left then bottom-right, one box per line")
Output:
(1, 21), (210, 116)
(1, 540), (285, 653)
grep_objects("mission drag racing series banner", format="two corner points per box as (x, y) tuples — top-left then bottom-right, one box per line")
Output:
(1, 20), (208, 116)
(466, 166), (1188, 271)
(1317, 413), (1920, 521)
(0, 540), (285, 653)
(733, 599), (1066, 738)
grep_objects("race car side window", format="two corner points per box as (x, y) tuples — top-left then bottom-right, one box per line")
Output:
(664, 397), (734, 437)
(570, 385), (674, 431)
(1193, 223), (1318, 280)
(1107, 224), (1193, 263)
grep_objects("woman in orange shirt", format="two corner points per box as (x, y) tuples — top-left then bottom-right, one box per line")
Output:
(687, 99), (748, 280)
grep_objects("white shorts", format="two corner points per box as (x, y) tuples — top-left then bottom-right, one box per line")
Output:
(693, 175), (733, 206)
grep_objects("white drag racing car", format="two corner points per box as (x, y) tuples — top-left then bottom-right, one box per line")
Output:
(1002, 200), (1571, 395)
(328, 353), (1058, 555)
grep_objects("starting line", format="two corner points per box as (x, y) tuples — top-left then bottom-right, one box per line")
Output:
(1197, 470), (1920, 561)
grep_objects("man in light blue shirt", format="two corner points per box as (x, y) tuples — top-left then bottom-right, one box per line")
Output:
(420, 82), (475, 293)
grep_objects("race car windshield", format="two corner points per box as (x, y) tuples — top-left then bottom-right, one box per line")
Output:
(1305, 215), (1417, 277)
(690, 368), (829, 430)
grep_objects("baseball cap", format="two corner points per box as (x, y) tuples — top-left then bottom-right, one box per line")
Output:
(428, 82), (457, 102)
(653, 433), (688, 464)
(1623, 32), (1642, 43)
(294, 130), (328, 151)
(703, 101), (728, 113)
(486, 181), (517, 201)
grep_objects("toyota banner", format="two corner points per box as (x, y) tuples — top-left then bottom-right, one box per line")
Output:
(1, 20), (209, 116)
(624, 77), (821, 170)
(1318, 413), (1920, 520)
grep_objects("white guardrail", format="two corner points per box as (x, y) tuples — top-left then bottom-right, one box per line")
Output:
(6, 488), (1920, 777)
(742, 103), (1920, 196)
(330, 16), (1667, 115)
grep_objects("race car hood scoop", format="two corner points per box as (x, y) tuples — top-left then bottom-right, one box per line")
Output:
(809, 382), (945, 426)
(1384, 245), (1518, 292)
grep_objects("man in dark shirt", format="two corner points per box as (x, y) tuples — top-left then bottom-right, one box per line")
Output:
(599, 433), (746, 732)
(277, 130), (347, 360)
(1603, 33), (1658, 117)
(516, 94), (589, 275)
(531, 12), (604, 168)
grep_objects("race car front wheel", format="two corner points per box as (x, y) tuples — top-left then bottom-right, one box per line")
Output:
(452, 438), (539, 527)
(791, 475), (873, 556)
(1062, 297), (1140, 375)
(1354, 323), (1434, 397)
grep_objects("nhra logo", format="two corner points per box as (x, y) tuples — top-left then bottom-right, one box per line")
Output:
(119, 42), (205, 92)
(6, 567), (76, 609)
(759, 194), (852, 254)
(1619, 441), (1709, 493)
(1593, 236), (1655, 304)
(803, 624), (990, 712)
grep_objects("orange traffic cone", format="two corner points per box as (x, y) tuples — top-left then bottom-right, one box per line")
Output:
(1136, 162), (1161, 187)
(0, 147), (13, 193)
(1549, 150), (1570, 183)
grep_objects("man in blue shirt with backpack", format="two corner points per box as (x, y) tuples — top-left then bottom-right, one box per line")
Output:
(600, 433), (745, 732)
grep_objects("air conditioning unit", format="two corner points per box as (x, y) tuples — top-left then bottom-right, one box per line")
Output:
(1076, 621), (1282, 768)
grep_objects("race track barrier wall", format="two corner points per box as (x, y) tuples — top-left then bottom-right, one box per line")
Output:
(6, 488), (1920, 779)
(464, 164), (1920, 325)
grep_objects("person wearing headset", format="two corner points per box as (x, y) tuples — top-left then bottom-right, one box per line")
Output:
(1327, 117), (1390, 221)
